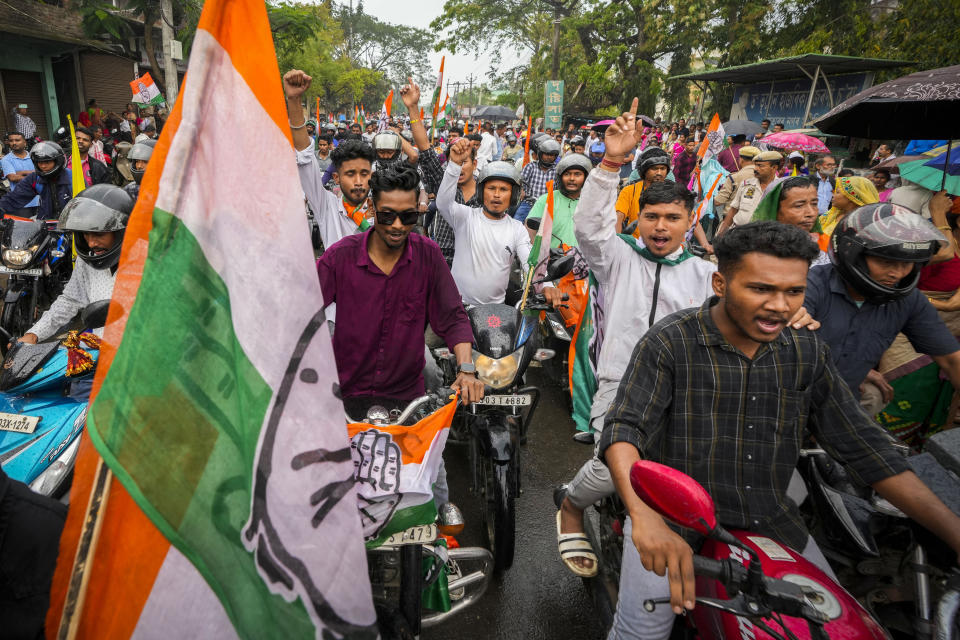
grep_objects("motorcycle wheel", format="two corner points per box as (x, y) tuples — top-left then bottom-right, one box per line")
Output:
(583, 504), (620, 634)
(1, 287), (34, 340)
(481, 456), (516, 573)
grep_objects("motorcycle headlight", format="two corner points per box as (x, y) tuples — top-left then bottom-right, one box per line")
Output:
(473, 347), (522, 389)
(29, 436), (80, 496)
(3, 248), (34, 266)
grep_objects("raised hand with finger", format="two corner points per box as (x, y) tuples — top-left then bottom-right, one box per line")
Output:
(602, 97), (641, 163)
(400, 76), (421, 112)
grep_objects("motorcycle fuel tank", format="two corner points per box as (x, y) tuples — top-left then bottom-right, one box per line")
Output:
(694, 532), (890, 640)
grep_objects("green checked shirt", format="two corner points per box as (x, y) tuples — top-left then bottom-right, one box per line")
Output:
(599, 297), (909, 550)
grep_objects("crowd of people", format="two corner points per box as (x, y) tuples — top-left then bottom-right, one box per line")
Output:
(1, 67), (960, 639)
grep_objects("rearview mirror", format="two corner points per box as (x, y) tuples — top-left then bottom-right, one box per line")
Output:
(546, 254), (574, 281)
(629, 460), (717, 536)
(526, 217), (540, 231)
(622, 219), (639, 236)
(81, 300), (111, 330)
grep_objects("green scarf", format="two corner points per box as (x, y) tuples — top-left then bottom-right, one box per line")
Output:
(751, 180), (825, 234)
(617, 233), (694, 266)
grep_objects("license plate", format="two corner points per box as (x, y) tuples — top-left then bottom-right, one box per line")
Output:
(0, 265), (40, 276)
(479, 394), (531, 407)
(0, 412), (40, 434)
(382, 523), (437, 546)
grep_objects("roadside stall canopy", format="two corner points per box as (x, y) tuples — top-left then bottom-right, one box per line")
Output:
(670, 54), (913, 127)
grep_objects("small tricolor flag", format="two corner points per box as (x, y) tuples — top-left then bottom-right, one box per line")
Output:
(430, 56), (445, 141)
(46, 0), (376, 636)
(378, 90), (393, 132)
(130, 72), (166, 107)
(528, 179), (554, 275)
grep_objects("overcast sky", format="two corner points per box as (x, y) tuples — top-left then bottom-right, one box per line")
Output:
(356, 0), (526, 91)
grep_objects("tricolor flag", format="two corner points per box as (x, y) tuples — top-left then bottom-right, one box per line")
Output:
(130, 71), (166, 107)
(377, 90), (393, 132)
(354, 105), (360, 124)
(46, 0), (377, 636)
(348, 396), (458, 544)
(429, 56), (445, 141)
(697, 112), (725, 162)
(528, 179), (554, 275)
(436, 93), (450, 128)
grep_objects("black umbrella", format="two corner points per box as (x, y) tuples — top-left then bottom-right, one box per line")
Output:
(473, 105), (518, 120)
(815, 65), (960, 139)
(721, 119), (764, 137)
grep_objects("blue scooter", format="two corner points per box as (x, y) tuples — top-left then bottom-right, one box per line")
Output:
(0, 301), (109, 498)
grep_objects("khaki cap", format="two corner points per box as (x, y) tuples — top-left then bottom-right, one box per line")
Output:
(754, 150), (783, 163)
(738, 145), (761, 159)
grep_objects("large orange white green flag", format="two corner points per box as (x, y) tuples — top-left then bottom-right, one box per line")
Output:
(429, 56), (445, 140)
(377, 90), (393, 132)
(45, 0), (377, 636)
(697, 112), (725, 162)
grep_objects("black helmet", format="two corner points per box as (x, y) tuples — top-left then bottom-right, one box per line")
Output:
(58, 184), (134, 270)
(554, 153), (592, 196)
(373, 132), (402, 163)
(477, 161), (522, 211)
(831, 202), (947, 304)
(128, 139), (156, 185)
(54, 126), (70, 148)
(639, 148), (671, 178)
(29, 141), (66, 179)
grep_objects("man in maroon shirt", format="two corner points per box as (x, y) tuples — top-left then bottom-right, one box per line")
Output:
(317, 162), (484, 415)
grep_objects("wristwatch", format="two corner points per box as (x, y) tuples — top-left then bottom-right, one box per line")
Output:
(457, 362), (477, 375)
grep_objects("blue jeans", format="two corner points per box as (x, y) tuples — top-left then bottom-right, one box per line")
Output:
(514, 200), (534, 223)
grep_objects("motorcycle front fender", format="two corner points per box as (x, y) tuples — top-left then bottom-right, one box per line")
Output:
(473, 413), (516, 463)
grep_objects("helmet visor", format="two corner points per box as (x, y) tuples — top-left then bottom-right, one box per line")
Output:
(857, 209), (948, 262)
(59, 197), (130, 233)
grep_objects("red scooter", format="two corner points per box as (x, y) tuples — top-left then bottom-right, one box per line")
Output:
(629, 460), (892, 640)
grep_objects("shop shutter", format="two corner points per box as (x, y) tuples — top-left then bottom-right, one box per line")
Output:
(79, 53), (136, 118)
(1, 69), (49, 139)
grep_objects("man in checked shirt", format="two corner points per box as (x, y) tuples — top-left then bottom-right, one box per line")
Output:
(601, 221), (960, 639)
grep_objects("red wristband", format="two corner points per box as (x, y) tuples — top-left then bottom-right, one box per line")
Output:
(600, 157), (623, 169)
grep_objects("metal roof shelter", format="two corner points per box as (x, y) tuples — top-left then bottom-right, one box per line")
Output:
(670, 54), (914, 127)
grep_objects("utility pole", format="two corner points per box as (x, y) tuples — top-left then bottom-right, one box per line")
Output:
(466, 74), (476, 109)
(551, 18), (561, 80)
(159, 0), (178, 106)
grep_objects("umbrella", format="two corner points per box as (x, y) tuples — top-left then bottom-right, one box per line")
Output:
(472, 105), (519, 120)
(874, 154), (926, 172)
(591, 119), (615, 132)
(923, 147), (960, 176)
(815, 64), (960, 139)
(638, 114), (656, 127)
(900, 152), (960, 195)
(759, 131), (830, 153)
(721, 119), (764, 137)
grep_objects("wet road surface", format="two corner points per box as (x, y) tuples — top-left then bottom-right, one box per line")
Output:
(425, 368), (607, 640)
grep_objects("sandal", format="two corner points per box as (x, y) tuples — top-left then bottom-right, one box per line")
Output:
(556, 510), (598, 578)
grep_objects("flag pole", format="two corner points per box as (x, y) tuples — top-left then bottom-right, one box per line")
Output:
(520, 179), (554, 311)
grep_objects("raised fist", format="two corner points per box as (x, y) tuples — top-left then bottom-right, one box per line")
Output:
(283, 69), (312, 100)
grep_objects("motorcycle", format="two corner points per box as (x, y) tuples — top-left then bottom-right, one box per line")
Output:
(798, 430), (960, 640)
(630, 459), (898, 640)
(0, 300), (109, 498)
(432, 256), (572, 573)
(0, 215), (72, 349)
(348, 389), (494, 639)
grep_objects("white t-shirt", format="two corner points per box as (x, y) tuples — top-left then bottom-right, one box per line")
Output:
(477, 132), (497, 169)
(436, 161), (531, 305)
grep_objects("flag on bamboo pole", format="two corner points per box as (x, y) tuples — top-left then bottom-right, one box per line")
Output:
(436, 93), (450, 128)
(377, 90), (393, 132)
(696, 113), (725, 162)
(45, 0), (377, 636)
(522, 115), (532, 166)
(66, 114), (86, 194)
(429, 56), (445, 141)
(528, 179), (554, 274)
(315, 97), (320, 128)
(354, 105), (359, 124)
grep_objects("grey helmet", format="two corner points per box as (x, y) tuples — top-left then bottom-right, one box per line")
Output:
(373, 131), (403, 163)
(58, 184), (134, 270)
(505, 131), (517, 144)
(127, 139), (156, 185)
(29, 141), (66, 179)
(477, 161), (522, 211)
(531, 132), (550, 153)
(537, 138), (561, 168)
(400, 129), (414, 143)
(555, 153), (592, 195)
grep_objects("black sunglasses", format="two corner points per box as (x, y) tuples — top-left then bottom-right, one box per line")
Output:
(376, 210), (419, 226)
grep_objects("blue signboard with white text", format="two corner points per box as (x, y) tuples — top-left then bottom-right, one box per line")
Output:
(730, 73), (873, 130)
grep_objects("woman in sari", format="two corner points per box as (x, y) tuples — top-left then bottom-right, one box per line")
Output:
(819, 175), (880, 237)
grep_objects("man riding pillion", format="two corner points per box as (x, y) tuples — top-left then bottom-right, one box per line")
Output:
(555, 103), (819, 580)
(124, 138), (156, 200)
(601, 221), (960, 639)
(525, 153), (591, 249)
(19, 184), (133, 347)
(516, 138), (560, 223)
(283, 69), (375, 251)
(0, 141), (73, 219)
(438, 138), (548, 306)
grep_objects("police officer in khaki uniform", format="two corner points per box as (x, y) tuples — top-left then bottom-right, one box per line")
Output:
(717, 149), (782, 235)
(713, 145), (760, 217)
